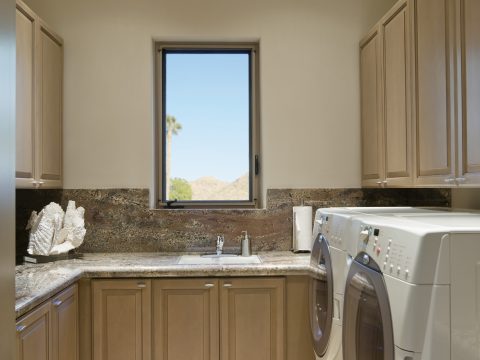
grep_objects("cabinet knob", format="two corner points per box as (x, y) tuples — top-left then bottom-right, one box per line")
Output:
(204, 283), (215, 288)
(382, 180), (388, 185)
(223, 283), (233, 288)
(456, 177), (466, 184)
(52, 299), (63, 307)
(16, 325), (26, 333)
(137, 283), (147, 288)
(444, 177), (455, 184)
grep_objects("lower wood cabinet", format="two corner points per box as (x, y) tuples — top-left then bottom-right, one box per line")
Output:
(16, 302), (51, 360)
(153, 279), (219, 360)
(52, 285), (79, 360)
(219, 278), (285, 360)
(16, 284), (78, 360)
(91, 278), (285, 360)
(92, 279), (151, 360)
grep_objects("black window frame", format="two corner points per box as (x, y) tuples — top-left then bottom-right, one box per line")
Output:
(154, 42), (261, 209)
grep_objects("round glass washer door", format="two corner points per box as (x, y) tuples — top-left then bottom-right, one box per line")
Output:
(343, 252), (394, 360)
(309, 234), (334, 357)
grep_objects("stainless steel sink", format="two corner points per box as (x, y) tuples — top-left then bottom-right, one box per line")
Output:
(178, 254), (261, 265)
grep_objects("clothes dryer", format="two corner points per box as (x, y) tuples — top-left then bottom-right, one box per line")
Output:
(342, 213), (480, 360)
(309, 207), (439, 360)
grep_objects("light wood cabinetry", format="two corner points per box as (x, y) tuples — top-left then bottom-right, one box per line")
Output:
(413, 0), (456, 185)
(361, 0), (480, 188)
(360, 28), (384, 186)
(51, 284), (78, 360)
(92, 279), (151, 360)
(15, 0), (63, 189)
(151, 277), (285, 360)
(16, 302), (51, 360)
(220, 278), (285, 360)
(16, 284), (78, 360)
(153, 279), (219, 360)
(382, 1), (413, 185)
(15, 2), (36, 187)
(457, 0), (480, 185)
(361, 0), (413, 187)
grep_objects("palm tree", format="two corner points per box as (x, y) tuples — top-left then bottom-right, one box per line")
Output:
(165, 115), (182, 198)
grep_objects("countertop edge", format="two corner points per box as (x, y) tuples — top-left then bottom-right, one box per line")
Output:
(16, 253), (318, 318)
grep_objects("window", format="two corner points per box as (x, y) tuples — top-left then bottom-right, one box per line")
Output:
(155, 43), (260, 208)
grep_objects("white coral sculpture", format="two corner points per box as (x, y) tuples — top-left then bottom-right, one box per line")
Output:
(26, 201), (86, 256)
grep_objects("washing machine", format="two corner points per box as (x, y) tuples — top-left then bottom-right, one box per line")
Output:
(342, 212), (480, 360)
(310, 208), (351, 360)
(309, 207), (440, 360)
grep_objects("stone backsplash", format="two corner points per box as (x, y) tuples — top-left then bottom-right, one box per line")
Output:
(16, 188), (450, 261)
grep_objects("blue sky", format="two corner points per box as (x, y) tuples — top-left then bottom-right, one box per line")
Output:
(165, 52), (250, 183)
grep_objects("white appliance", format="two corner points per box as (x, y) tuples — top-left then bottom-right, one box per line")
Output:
(310, 208), (350, 360)
(309, 207), (439, 360)
(342, 212), (480, 360)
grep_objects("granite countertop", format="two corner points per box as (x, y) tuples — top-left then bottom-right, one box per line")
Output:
(16, 251), (321, 318)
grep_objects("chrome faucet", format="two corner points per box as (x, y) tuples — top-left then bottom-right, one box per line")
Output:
(216, 235), (225, 255)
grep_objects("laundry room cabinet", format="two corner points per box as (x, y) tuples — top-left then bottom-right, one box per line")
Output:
(361, 0), (480, 188)
(152, 279), (219, 360)
(91, 278), (285, 360)
(360, 0), (413, 187)
(16, 0), (63, 189)
(456, 0), (480, 185)
(413, 0), (456, 186)
(219, 278), (285, 360)
(16, 284), (78, 360)
(92, 279), (152, 360)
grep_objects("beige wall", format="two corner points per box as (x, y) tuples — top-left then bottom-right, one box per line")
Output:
(24, 0), (396, 197)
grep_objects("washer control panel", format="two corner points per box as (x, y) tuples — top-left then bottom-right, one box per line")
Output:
(357, 219), (448, 284)
(314, 212), (346, 250)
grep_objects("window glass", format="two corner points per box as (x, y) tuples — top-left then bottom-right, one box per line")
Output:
(163, 51), (251, 203)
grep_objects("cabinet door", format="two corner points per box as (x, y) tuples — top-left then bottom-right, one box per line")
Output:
(220, 278), (285, 360)
(458, 0), (480, 184)
(360, 28), (384, 187)
(51, 284), (78, 360)
(15, 1), (36, 188)
(153, 279), (219, 360)
(92, 280), (151, 360)
(16, 302), (51, 360)
(381, 0), (413, 186)
(413, 0), (456, 185)
(36, 21), (63, 188)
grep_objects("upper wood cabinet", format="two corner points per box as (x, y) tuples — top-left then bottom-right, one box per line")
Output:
(361, 0), (480, 188)
(457, 0), (480, 185)
(220, 278), (285, 360)
(153, 279), (219, 360)
(16, 0), (63, 189)
(412, 0), (456, 186)
(360, 28), (384, 186)
(16, 1), (36, 188)
(92, 279), (152, 360)
(361, 0), (413, 187)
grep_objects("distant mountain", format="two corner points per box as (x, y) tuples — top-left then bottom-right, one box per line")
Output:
(190, 173), (249, 201)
